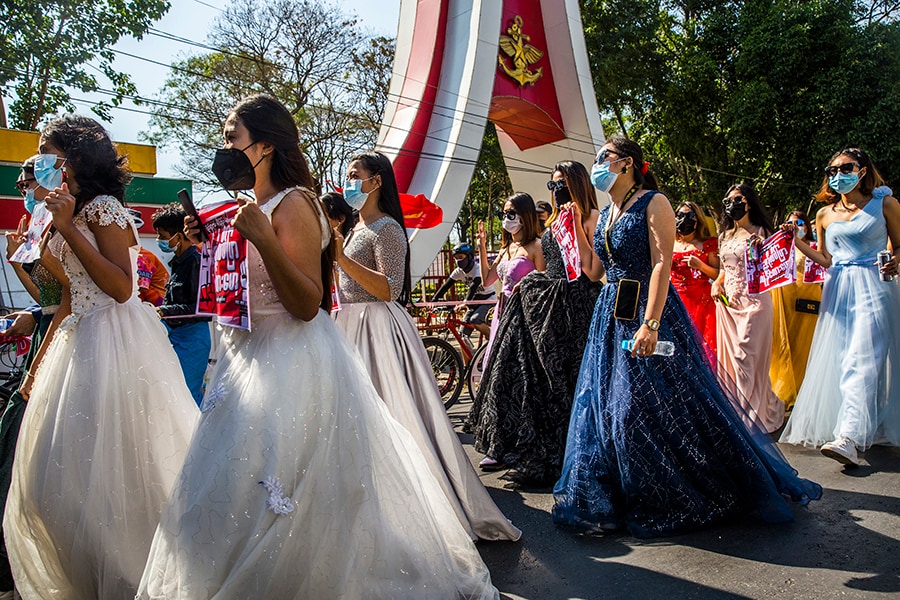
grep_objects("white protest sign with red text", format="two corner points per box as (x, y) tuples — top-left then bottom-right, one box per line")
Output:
(10, 203), (53, 264)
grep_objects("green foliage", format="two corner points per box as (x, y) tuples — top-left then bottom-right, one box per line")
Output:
(0, 0), (170, 129)
(581, 0), (900, 221)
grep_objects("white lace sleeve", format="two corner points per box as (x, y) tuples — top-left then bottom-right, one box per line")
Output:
(79, 196), (131, 229)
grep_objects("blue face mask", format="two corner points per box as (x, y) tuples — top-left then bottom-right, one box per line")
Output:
(156, 236), (176, 254)
(829, 172), (860, 195)
(343, 177), (375, 210)
(33, 154), (67, 190)
(590, 161), (619, 193)
(24, 188), (38, 214)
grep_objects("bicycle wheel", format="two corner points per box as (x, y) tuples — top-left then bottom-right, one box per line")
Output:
(466, 343), (490, 402)
(422, 336), (464, 409)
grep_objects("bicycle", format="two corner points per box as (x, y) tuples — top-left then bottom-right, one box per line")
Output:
(416, 301), (495, 409)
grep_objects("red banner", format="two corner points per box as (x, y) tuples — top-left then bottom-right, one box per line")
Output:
(803, 242), (827, 283)
(746, 230), (796, 294)
(550, 207), (581, 282)
(196, 202), (251, 330)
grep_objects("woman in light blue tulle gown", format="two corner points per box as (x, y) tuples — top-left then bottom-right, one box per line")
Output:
(781, 148), (900, 466)
(552, 137), (821, 538)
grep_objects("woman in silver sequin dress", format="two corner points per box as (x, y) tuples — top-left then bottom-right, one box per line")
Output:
(333, 151), (521, 543)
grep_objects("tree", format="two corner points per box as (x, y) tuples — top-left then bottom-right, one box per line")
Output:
(0, 0), (169, 129)
(143, 0), (388, 189)
(580, 0), (900, 220)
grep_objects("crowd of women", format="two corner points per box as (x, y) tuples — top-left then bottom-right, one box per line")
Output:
(0, 91), (893, 597)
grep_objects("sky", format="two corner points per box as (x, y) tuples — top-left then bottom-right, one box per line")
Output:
(85, 0), (401, 181)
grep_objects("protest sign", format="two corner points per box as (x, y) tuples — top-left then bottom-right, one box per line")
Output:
(550, 207), (581, 282)
(196, 202), (251, 330)
(745, 230), (796, 294)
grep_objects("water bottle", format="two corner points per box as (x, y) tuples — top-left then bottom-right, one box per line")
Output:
(621, 339), (675, 356)
(0, 318), (14, 333)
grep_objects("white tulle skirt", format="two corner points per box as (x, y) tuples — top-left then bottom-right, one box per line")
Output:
(4, 299), (199, 600)
(334, 302), (522, 542)
(137, 310), (498, 599)
(781, 262), (900, 449)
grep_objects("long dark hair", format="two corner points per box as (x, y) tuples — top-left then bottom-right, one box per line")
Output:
(814, 147), (885, 204)
(544, 161), (597, 229)
(500, 192), (541, 251)
(320, 191), (357, 237)
(604, 135), (660, 191)
(40, 115), (132, 213)
(348, 150), (412, 305)
(231, 94), (334, 312)
(720, 183), (775, 236)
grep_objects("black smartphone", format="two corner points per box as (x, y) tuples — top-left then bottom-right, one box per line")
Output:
(613, 279), (641, 321)
(177, 188), (208, 242)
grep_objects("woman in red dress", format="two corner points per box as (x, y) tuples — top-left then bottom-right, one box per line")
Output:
(670, 201), (720, 358)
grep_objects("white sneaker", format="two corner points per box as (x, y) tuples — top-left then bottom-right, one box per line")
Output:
(821, 437), (860, 466)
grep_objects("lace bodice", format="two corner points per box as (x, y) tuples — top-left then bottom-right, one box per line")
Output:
(248, 187), (330, 318)
(496, 255), (536, 297)
(48, 195), (139, 318)
(338, 216), (408, 303)
(718, 226), (765, 301)
(541, 229), (567, 279)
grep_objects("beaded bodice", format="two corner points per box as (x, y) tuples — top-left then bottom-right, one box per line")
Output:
(47, 195), (139, 318)
(338, 216), (408, 303)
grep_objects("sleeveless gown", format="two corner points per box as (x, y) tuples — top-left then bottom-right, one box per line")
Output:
(3, 196), (199, 599)
(552, 192), (821, 538)
(670, 237), (718, 358)
(138, 190), (499, 599)
(470, 229), (601, 485)
(332, 216), (520, 543)
(716, 229), (785, 433)
(781, 187), (900, 449)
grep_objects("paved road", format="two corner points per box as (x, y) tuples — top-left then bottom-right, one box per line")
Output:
(446, 404), (900, 600)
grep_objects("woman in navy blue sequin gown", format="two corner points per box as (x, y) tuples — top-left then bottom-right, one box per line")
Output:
(552, 137), (822, 538)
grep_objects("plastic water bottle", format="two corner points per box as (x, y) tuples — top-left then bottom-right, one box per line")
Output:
(621, 339), (675, 356)
(0, 318), (13, 333)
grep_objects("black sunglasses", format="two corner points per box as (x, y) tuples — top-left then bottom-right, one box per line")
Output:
(824, 162), (860, 177)
(501, 210), (519, 220)
(546, 179), (567, 192)
(723, 195), (746, 205)
(15, 177), (36, 194)
(594, 149), (620, 164)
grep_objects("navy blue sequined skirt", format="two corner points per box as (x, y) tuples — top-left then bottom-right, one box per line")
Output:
(552, 281), (822, 537)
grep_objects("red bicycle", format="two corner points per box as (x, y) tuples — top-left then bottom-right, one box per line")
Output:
(416, 301), (494, 409)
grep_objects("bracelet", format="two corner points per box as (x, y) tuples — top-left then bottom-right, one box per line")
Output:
(23, 371), (34, 380)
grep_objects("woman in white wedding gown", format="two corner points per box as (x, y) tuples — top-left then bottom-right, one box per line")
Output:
(3, 116), (199, 599)
(137, 95), (499, 599)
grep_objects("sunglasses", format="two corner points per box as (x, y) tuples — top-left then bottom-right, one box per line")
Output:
(594, 149), (621, 164)
(824, 162), (860, 177)
(676, 211), (696, 219)
(501, 210), (519, 220)
(15, 178), (36, 194)
(787, 219), (806, 226)
(546, 179), (567, 192)
(723, 195), (746, 205)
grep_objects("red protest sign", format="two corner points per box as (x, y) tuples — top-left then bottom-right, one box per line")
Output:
(803, 242), (827, 283)
(550, 207), (581, 282)
(196, 201), (251, 330)
(745, 230), (796, 294)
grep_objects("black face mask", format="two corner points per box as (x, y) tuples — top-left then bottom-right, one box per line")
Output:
(724, 202), (748, 221)
(212, 142), (260, 191)
(456, 256), (474, 272)
(552, 186), (571, 206)
(675, 213), (697, 235)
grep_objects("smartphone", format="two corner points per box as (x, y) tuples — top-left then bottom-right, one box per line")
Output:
(177, 188), (208, 242)
(613, 279), (640, 321)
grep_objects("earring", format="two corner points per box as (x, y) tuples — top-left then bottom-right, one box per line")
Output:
(622, 165), (628, 173)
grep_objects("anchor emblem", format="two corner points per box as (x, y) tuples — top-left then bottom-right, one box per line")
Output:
(498, 16), (544, 87)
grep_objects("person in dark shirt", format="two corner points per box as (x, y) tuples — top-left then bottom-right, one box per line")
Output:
(152, 203), (211, 406)
(431, 243), (495, 337)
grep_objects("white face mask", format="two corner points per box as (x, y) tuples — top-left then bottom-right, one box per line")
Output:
(797, 226), (807, 239)
(502, 216), (522, 234)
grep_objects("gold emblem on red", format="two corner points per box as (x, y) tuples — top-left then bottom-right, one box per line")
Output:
(498, 16), (544, 87)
